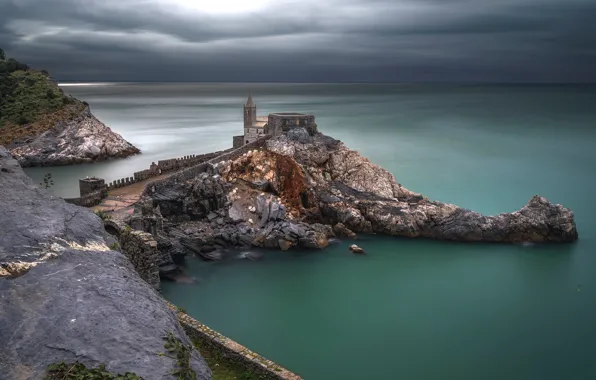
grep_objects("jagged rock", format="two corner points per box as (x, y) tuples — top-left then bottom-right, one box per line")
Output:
(0, 147), (211, 380)
(262, 132), (577, 243)
(201, 245), (217, 253)
(9, 106), (140, 167)
(350, 244), (365, 254)
(278, 239), (293, 251)
(140, 130), (577, 259)
(333, 223), (357, 239)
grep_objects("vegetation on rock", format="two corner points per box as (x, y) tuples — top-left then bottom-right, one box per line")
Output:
(44, 362), (143, 379)
(95, 210), (112, 221)
(39, 173), (54, 189)
(0, 49), (84, 145)
(192, 339), (262, 380)
(44, 331), (205, 379)
(162, 331), (198, 380)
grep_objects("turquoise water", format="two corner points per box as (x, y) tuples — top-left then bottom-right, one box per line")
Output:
(26, 83), (596, 379)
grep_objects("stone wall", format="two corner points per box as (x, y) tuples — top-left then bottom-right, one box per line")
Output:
(64, 189), (107, 207)
(233, 135), (244, 148)
(144, 136), (272, 197)
(105, 149), (233, 191)
(267, 113), (317, 136)
(79, 177), (107, 196)
(167, 303), (302, 380)
(107, 220), (161, 290)
(207, 135), (271, 166)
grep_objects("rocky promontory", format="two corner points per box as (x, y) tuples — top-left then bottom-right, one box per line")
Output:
(0, 51), (140, 167)
(136, 128), (576, 268)
(0, 146), (210, 379)
(8, 105), (141, 167)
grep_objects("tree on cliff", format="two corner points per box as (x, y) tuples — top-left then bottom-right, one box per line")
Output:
(0, 48), (5, 61)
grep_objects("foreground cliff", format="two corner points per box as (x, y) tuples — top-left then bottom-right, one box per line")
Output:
(0, 52), (140, 167)
(137, 128), (576, 263)
(0, 147), (210, 379)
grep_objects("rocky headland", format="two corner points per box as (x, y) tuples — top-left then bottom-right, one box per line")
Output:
(8, 105), (141, 167)
(0, 146), (210, 379)
(0, 51), (140, 167)
(135, 128), (577, 268)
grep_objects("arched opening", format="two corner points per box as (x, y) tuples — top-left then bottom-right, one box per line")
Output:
(104, 224), (120, 239)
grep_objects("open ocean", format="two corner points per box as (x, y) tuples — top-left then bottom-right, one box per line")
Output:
(25, 83), (596, 380)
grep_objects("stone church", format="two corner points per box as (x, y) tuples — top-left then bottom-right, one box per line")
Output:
(233, 94), (318, 148)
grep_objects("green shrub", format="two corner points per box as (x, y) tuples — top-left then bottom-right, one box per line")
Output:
(95, 210), (111, 221)
(0, 51), (79, 131)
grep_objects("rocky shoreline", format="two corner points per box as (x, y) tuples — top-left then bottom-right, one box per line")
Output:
(129, 127), (577, 273)
(0, 124), (579, 378)
(8, 105), (140, 167)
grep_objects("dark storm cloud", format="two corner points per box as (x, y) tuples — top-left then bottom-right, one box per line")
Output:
(1, 0), (595, 82)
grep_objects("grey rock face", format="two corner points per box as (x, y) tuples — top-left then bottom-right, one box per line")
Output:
(142, 130), (577, 254)
(258, 132), (577, 243)
(0, 147), (211, 380)
(153, 173), (230, 220)
(8, 107), (140, 167)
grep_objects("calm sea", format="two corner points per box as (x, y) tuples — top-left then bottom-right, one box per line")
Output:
(26, 83), (596, 380)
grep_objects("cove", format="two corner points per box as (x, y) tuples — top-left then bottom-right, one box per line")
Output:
(28, 83), (596, 380)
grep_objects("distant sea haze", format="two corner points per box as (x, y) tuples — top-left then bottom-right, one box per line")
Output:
(29, 83), (596, 380)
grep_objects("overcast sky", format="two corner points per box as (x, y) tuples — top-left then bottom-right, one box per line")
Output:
(1, 0), (595, 82)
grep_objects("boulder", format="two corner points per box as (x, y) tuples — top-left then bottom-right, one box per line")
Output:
(349, 244), (365, 254)
(278, 239), (293, 251)
(332, 223), (357, 239)
(0, 147), (211, 380)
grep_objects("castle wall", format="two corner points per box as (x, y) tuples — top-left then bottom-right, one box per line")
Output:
(104, 149), (233, 191)
(144, 135), (272, 197)
(267, 114), (317, 136)
(79, 177), (106, 197)
(64, 190), (106, 207)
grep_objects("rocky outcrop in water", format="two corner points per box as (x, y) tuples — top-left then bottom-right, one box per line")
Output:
(8, 106), (140, 167)
(135, 127), (576, 261)
(145, 172), (329, 257)
(0, 146), (211, 379)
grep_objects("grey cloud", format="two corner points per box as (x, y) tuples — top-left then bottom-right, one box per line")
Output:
(0, 0), (595, 82)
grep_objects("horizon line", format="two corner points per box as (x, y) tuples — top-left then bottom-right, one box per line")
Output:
(57, 80), (596, 85)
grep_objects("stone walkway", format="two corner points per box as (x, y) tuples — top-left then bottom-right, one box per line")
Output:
(92, 173), (172, 218)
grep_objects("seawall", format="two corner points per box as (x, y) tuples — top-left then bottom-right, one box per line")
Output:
(166, 302), (302, 380)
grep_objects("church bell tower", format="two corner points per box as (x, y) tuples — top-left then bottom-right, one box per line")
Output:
(244, 93), (257, 128)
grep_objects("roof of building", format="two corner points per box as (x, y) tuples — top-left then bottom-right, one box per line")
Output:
(245, 93), (254, 107)
(256, 116), (268, 122)
(269, 112), (309, 116)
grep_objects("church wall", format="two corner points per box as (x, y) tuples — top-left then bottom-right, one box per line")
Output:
(267, 114), (317, 136)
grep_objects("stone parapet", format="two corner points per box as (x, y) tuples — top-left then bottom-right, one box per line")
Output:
(64, 189), (107, 207)
(166, 303), (302, 380)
